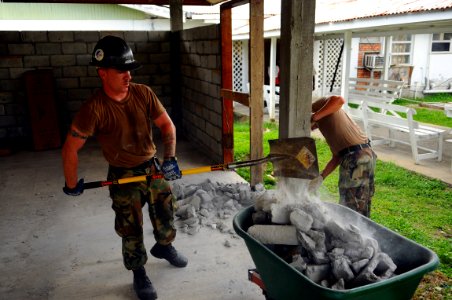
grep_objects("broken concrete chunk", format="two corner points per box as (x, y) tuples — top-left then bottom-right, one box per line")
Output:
(310, 250), (330, 265)
(297, 231), (317, 252)
(375, 253), (397, 277)
(331, 257), (354, 282)
(289, 208), (313, 233)
(351, 259), (370, 274)
(305, 264), (330, 283)
(290, 255), (307, 272)
(328, 248), (345, 260)
(248, 225), (298, 245)
(306, 229), (327, 252)
(331, 278), (345, 290)
(270, 202), (291, 224)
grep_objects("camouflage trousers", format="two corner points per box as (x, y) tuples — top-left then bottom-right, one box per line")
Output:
(338, 147), (376, 218)
(107, 158), (177, 270)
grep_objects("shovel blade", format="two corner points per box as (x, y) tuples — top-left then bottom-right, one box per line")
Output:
(269, 137), (319, 179)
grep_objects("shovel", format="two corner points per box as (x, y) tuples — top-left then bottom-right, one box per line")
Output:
(83, 137), (319, 190)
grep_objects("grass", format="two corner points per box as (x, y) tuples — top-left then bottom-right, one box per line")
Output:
(393, 93), (452, 127)
(233, 118), (451, 298)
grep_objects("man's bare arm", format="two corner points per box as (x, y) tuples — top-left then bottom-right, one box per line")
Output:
(62, 126), (88, 188)
(154, 111), (176, 158)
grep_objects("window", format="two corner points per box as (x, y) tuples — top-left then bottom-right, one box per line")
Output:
(431, 33), (452, 52)
(391, 34), (412, 65)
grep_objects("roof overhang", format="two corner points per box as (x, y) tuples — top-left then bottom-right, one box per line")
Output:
(1, 0), (227, 5)
(315, 10), (452, 39)
(233, 9), (452, 40)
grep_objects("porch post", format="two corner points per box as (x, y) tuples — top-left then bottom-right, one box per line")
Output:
(268, 37), (277, 121)
(220, 5), (234, 164)
(249, 0), (264, 186)
(279, 0), (316, 138)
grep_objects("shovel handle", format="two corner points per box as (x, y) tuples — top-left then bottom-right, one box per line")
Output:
(83, 164), (227, 190)
(82, 157), (281, 190)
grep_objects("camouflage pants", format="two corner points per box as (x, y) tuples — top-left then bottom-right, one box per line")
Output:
(108, 158), (177, 270)
(338, 148), (376, 218)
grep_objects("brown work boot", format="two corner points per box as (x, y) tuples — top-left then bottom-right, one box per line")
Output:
(132, 266), (157, 300)
(150, 243), (188, 268)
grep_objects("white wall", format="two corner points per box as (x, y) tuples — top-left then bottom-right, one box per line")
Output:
(429, 54), (452, 83)
(408, 33), (452, 91)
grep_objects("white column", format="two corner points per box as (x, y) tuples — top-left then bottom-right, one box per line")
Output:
(268, 37), (277, 120)
(340, 31), (352, 102)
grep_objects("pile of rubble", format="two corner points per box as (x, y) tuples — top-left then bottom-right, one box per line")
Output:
(247, 182), (398, 290)
(171, 179), (263, 235)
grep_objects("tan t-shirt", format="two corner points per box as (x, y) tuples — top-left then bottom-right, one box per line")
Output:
(73, 83), (165, 168)
(312, 97), (367, 155)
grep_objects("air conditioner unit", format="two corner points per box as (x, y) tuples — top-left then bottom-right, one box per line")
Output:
(364, 54), (384, 69)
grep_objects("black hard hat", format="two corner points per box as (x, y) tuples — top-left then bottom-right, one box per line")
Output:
(90, 35), (141, 71)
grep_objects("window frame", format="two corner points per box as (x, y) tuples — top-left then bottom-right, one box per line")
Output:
(391, 34), (413, 65)
(431, 33), (452, 53)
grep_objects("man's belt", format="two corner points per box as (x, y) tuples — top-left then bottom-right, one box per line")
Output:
(338, 142), (371, 157)
(110, 157), (160, 172)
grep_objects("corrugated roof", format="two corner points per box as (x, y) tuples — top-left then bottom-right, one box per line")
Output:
(316, 0), (452, 24)
(232, 0), (452, 37)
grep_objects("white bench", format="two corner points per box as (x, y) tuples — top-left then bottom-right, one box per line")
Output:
(357, 100), (445, 164)
(345, 77), (405, 121)
(348, 77), (404, 104)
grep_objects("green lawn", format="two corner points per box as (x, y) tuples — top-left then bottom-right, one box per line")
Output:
(233, 119), (451, 297)
(394, 93), (452, 127)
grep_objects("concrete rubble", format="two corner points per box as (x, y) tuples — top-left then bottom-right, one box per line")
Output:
(245, 180), (398, 290)
(171, 179), (265, 235)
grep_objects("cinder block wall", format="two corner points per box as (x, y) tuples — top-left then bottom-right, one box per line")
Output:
(0, 31), (172, 150)
(180, 25), (223, 163)
(0, 28), (224, 161)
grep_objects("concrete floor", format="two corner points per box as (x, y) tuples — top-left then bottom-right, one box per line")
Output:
(0, 139), (263, 300)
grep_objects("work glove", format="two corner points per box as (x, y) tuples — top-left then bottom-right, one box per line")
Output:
(308, 175), (323, 195)
(63, 178), (84, 196)
(162, 157), (182, 181)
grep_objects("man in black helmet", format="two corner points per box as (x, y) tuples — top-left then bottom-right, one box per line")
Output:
(62, 35), (187, 300)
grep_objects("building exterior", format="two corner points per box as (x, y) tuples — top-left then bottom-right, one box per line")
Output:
(231, 0), (452, 99)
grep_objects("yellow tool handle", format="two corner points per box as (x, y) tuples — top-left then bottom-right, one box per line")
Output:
(84, 164), (229, 189)
(181, 164), (226, 175)
(116, 175), (149, 184)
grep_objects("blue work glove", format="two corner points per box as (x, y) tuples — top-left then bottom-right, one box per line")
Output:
(63, 178), (84, 196)
(161, 157), (182, 181)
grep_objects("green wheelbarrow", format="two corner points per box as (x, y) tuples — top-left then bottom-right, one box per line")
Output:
(233, 203), (439, 300)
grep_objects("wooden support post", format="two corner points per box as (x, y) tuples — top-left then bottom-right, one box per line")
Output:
(279, 0), (316, 138)
(220, 5), (234, 164)
(249, 0), (264, 186)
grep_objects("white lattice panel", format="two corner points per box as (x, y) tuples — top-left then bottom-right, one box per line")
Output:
(233, 41), (244, 91)
(317, 38), (343, 94)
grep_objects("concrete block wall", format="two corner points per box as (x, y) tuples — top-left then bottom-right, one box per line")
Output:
(180, 25), (223, 163)
(0, 31), (171, 150)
